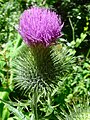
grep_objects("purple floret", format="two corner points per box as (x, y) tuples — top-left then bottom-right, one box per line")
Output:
(18, 7), (64, 46)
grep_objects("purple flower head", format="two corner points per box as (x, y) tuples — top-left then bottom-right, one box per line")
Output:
(18, 7), (64, 46)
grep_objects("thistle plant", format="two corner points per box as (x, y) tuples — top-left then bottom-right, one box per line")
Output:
(12, 7), (73, 120)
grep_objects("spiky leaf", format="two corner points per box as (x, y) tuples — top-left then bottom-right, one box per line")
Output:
(60, 104), (90, 120)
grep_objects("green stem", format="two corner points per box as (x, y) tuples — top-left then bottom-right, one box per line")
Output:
(32, 88), (38, 120)
(69, 18), (75, 41)
(86, 49), (90, 58)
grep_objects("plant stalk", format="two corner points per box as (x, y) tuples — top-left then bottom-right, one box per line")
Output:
(32, 88), (38, 120)
(69, 18), (75, 41)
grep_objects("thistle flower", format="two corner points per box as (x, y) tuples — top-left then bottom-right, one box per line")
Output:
(18, 7), (63, 46)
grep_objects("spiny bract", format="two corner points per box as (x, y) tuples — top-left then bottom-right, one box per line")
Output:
(12, 44), (73, 96)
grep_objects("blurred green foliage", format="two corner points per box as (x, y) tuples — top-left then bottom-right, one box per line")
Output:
(0, 0), (90, 119)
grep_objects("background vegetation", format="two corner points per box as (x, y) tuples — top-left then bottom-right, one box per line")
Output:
(0, 0), (90, 119)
